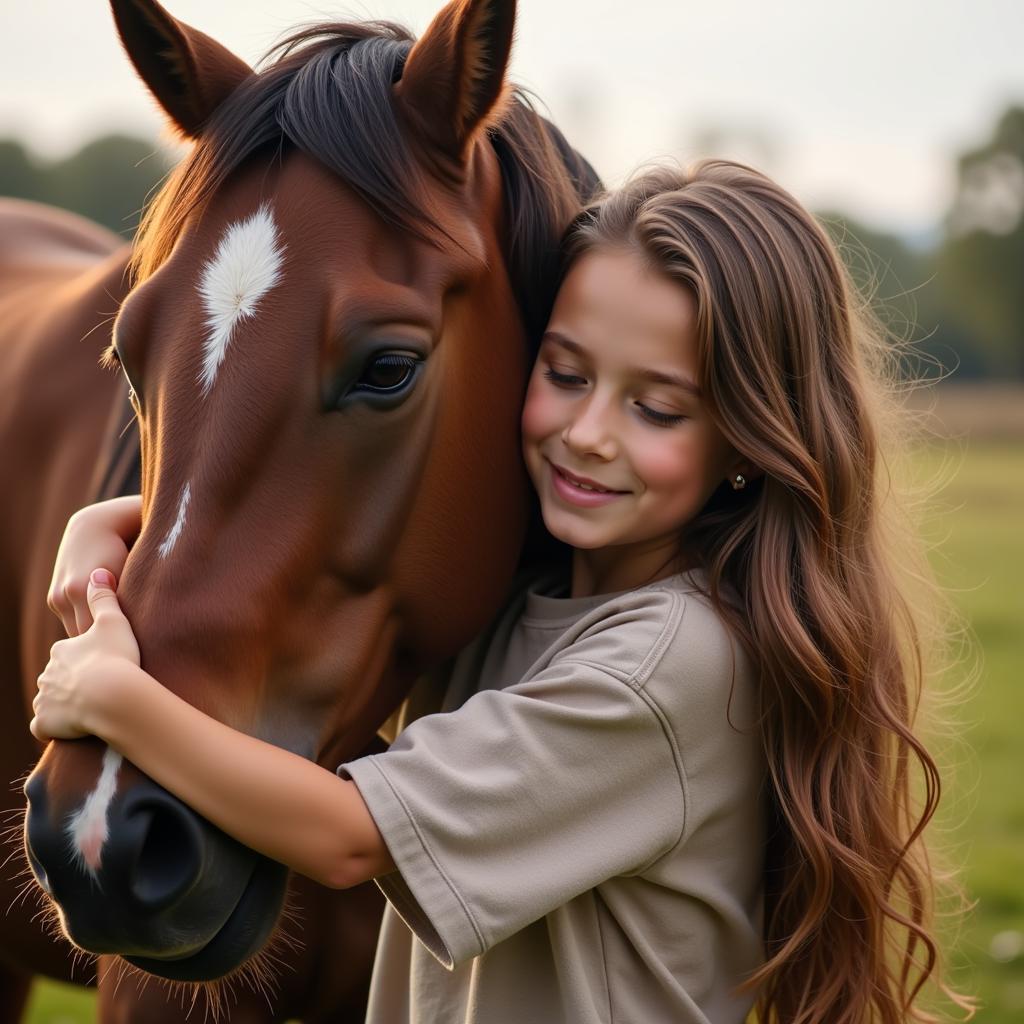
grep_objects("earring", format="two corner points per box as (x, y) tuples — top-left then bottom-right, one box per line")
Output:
(731, 474), (747, 491)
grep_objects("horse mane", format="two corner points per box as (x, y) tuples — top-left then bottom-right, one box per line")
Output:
(130, 20), (600, 346)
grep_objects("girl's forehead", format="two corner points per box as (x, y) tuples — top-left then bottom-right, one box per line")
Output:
(549, 249), (699, 373)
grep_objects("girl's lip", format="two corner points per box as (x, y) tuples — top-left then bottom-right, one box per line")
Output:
(547, 461), (627, 508)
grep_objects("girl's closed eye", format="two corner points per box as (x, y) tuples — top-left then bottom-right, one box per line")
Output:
(542, 360), (687, 426)
(543, 365), (587, 387)
(635, 401), (686, 427)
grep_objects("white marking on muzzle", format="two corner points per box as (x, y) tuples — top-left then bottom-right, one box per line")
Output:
(157, 481), (191, 559)
(197, 203), (285, 394)
(67, 746), (123, 873)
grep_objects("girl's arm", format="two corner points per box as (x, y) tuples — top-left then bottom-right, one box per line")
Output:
(32, 571), (395, 890)
(48, 495), (143, 636)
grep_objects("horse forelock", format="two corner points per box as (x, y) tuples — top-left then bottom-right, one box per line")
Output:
(124, 19), (598, 358)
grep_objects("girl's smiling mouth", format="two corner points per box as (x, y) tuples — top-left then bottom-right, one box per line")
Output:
(548, 460), (630, 507)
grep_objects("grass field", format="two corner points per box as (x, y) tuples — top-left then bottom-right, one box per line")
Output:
(915, 440), (1024, 1020)
(23, 439), (1024, 1023)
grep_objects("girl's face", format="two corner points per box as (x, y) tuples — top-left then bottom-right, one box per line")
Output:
(522, 247), (741, 576)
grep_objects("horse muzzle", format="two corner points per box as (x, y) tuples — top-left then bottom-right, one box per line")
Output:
(23, 763), (288, 981)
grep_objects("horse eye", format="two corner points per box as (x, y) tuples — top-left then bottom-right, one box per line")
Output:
(353, 353), (420, 394)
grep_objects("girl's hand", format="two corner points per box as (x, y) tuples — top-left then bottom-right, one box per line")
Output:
(32, 570), (142, 742)
(47, 495), (142, 637)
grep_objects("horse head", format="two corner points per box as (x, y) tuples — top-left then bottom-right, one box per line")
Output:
(24, 0), (594, 984)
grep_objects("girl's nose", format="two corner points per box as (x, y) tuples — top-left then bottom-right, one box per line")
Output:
(561, 396), (617, 461)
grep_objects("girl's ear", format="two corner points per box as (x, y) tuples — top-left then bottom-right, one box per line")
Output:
(395, 0), (516, 166)
(109, 0), (253, 139)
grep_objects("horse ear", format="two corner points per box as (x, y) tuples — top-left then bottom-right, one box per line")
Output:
(109, 0), (252, 139)
(396, 0), (516, 164)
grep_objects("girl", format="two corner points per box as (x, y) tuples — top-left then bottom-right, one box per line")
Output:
(35, 161), (960, 1023)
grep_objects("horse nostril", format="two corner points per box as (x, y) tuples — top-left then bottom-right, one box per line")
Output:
(128, 800), (203, 912)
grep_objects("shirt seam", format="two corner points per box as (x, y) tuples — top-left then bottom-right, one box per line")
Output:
(366, 757), (487, 958)
(551, 593), (691, 870)
(627, 592), (691, 865)
(631, 685), (690, 869)
(628, 590), (684, 689)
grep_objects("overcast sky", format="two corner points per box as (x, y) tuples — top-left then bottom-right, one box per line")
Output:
(1, 0), (1021, 237)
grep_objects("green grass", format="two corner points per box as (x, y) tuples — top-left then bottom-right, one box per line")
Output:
(25, 978), (96, 1024)
(25, 441), (1024, 1022)
(913, 441), (1024, 1020)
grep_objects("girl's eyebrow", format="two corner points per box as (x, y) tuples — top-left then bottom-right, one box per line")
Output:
(541, 330), (702, 397)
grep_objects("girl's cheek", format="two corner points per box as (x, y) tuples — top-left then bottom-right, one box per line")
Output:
(521, 378), (558, 443)
(635, 427), (734, 518)
(633, 436), (695, 489)
(634, 436), (717, 511)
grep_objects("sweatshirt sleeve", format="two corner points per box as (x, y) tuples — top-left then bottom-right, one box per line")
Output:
(339, 594), (688, 969)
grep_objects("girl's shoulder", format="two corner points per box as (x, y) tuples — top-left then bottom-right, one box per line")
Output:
(633, 575), (760, 744)
(527, 571), (760, 785)
(533, 568), (748, 692)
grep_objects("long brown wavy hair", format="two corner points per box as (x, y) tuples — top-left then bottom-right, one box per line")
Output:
(564, 161), (971, 1023)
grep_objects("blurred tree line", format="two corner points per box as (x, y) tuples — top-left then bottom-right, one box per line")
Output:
(818, 105), (1023, 382)
(1, 107), (1022, 380)
(0, 134), (170, 240)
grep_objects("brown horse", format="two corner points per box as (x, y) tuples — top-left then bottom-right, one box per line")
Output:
(2, 0), (595, 1019)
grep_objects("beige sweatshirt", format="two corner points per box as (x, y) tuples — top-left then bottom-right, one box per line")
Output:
(341, 568), (766, 1024)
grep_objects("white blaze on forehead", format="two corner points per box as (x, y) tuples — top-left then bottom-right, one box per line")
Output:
(157, 481), (192, 559)
(197, 203), (285, 394)
(67, 746), (123, 873)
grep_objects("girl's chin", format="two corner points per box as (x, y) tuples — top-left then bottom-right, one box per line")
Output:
(540, 510), (615, 550)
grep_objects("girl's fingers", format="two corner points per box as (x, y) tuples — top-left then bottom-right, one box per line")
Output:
(29, 715), (51, 744)
(72, 604), (92, 638)
(59, 581), (92, 637)
(47, 586), (68, 635)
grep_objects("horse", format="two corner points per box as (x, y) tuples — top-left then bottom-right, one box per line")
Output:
(1, 0), (597, 1019)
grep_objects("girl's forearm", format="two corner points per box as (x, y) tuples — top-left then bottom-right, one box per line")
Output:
(89, 665), (394, 889)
